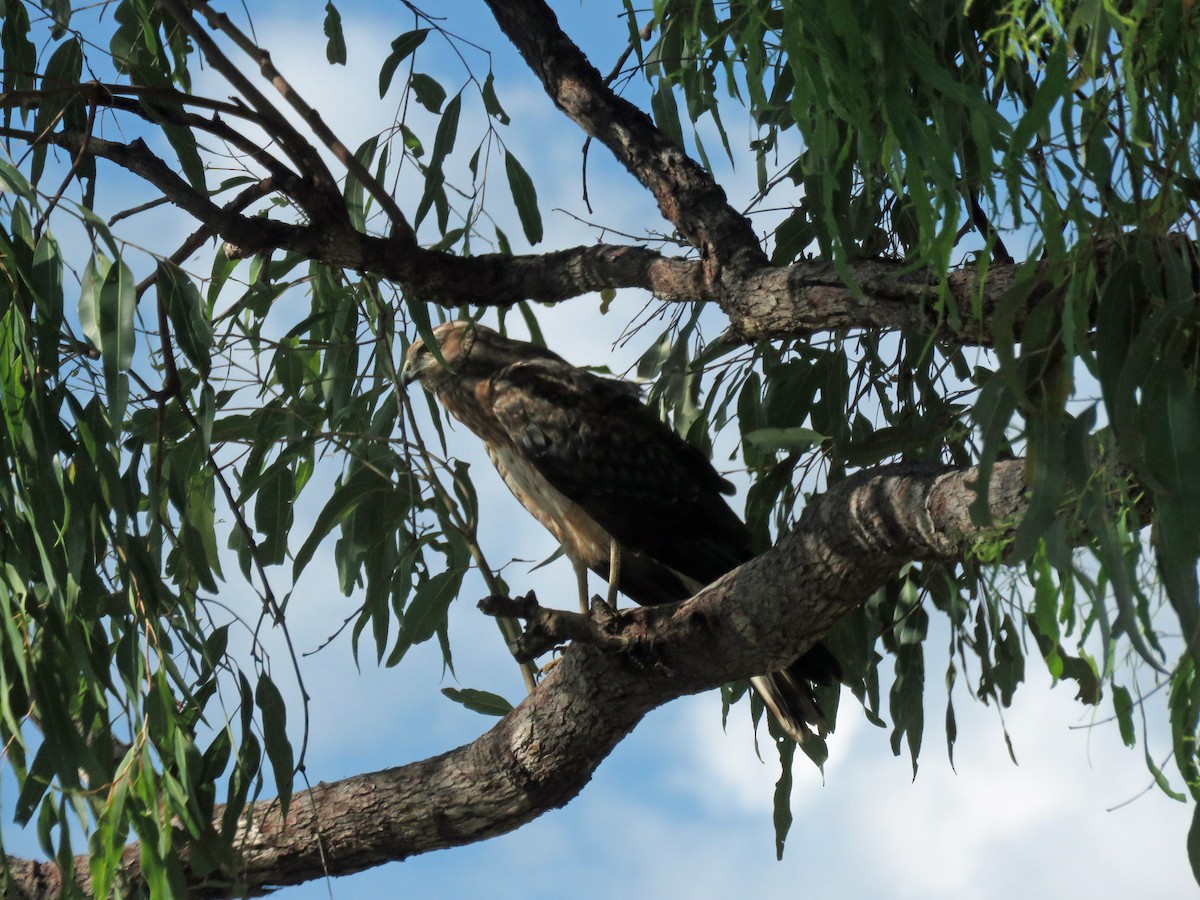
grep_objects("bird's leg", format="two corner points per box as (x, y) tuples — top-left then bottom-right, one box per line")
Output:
(574, 560), (590, 615)
(605, 539), (621, 610)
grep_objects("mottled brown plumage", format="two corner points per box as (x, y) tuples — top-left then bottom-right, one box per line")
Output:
(401, 320), (839, 743)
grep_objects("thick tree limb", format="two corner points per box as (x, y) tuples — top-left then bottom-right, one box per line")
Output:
(15, 121), (1067, 346)
(2, 459), (1045, 898)
(483, 0), (768, 272)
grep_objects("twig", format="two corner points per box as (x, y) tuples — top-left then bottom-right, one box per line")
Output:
(362, 282), (539, 692)
(399, 389), (541, 693)
(135, 177), (275, 302)
(581, 16), (655, 212)
(108, 196), (170, 226)
(1, 85), (304, 199)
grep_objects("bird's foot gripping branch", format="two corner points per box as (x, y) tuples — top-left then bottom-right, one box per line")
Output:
(478, 591), (650, 664)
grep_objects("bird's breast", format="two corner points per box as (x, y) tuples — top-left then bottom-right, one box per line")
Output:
(485, 443), (611, 568)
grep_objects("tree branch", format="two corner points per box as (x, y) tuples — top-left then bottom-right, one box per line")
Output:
(483, 0), (768, 271)
(9, 118), (1170, 349)
(2, 459), (1056, 898)
(0, 85), (309, 204)
(160, 0), (350, 231)
(0, 117), (1092, 347)
(183, 0), (417, 246)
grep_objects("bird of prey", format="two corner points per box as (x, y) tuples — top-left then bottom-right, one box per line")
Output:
(401, 320), (840, 743)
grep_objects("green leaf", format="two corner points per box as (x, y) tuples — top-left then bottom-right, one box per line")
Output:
(293, 465), (385, 579)
(441, 687), (513, 717)
(1146, 746), (1187, 803)
(433, 93), (462, 164)
(93, 255), (136, 425)
(379, 29), (429, 97)
(888, 580), (927, 777)
(1009, 45), (1068, 155)
(14, 743), (54, 826)
(254, 460), (297, 566)
(1112, 684), (1136, 748)
(345, 135), (379, 231)
(43, 0), (73, 39)
(772, 731), (795, 860)
(772, 208), (814, 266)
(255, 674), (294, 816)
(158, 117), (207, 195)
(482, 71), (509, 124)
(98, 256), (136, 372)
(32, 232), (64, 372)
(32, 38), (84, 186)
(388, 569), (462, 666)
(650, 82), (685, 150)
(0, 157), (34, 199)
(78, 253), (109, 350)
(410, 73), (446, 113)
(398, 123), (424, 158)
(323, 2), (346, 65)
(157, 260), (213, 377)
(504, 151), (542, 245)
(1, 5), (36, 96)
(742, 426), (827, 452)
(414, 92), (461, 229)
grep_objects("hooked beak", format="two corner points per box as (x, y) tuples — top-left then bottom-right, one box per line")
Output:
(400, 360), (417, 388)
(399, 338), (427, 388)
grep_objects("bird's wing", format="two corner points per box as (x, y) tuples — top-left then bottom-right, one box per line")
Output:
(487, 358), (752, 588)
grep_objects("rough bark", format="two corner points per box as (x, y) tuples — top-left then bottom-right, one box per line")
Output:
(481, 0), (767, 272)
(2, 460), (1034, 898)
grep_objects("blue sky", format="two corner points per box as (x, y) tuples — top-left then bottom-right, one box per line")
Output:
(3, 2), (1196, 896)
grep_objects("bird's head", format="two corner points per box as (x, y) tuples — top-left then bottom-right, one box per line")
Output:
(402, 319), (571, 394)
(401, 320), (490, 391)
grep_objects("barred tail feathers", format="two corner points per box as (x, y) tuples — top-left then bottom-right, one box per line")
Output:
(750, 671), (830, 745)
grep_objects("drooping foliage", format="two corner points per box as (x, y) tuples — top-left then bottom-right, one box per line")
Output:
(0, 0), (1197, 892)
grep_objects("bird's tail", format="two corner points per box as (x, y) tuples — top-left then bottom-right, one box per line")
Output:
(750, 642), (843, 744)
